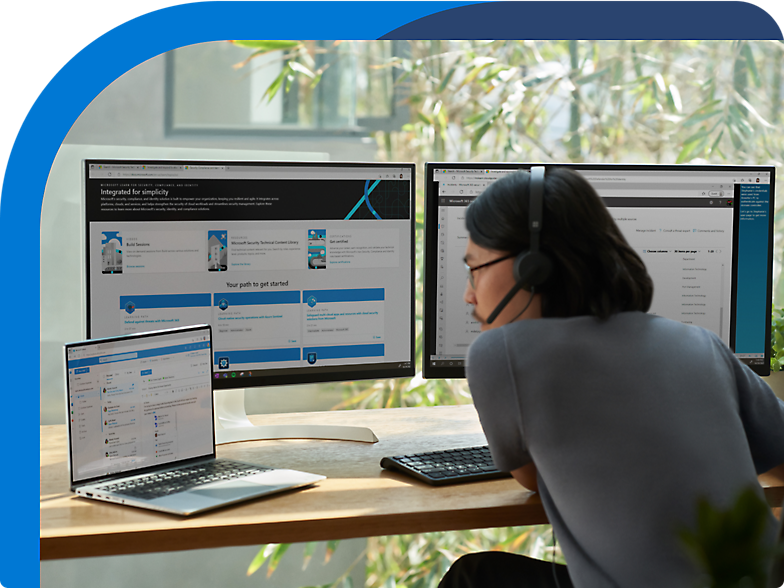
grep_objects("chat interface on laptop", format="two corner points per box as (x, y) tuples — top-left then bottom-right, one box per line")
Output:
(425, 164), (773, 377)
(66, 326), (213, 485)
(84, 161), (415, 388)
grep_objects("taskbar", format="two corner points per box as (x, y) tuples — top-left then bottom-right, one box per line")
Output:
(428, 356), (767, 374)
(429, 359), (466, 368)
(740, 355), (766, 367)
(212, 360), (413, 388)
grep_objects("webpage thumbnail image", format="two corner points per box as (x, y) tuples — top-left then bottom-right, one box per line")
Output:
(207, 230), (227, 272)
(101, 231), (123, 274)
(308, 229), (326, 270)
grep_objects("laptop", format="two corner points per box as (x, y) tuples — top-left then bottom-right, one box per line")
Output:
(65, 324), (325, 516)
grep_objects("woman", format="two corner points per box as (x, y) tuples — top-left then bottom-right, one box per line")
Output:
(440, 167), (784, 588)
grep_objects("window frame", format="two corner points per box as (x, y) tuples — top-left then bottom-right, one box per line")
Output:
(164, 40), (410, 138)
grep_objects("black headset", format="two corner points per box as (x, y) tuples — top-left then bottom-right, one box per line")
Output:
(486, 166), (553, 325)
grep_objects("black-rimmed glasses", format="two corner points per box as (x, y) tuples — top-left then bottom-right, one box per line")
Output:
(464, 254), (515, 288)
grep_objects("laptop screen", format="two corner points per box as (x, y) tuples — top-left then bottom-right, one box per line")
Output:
(65, 325), (214, 486)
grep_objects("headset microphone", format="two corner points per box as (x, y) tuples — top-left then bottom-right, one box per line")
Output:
(486, 281), (527, 325)
(486, 166), (553, 325)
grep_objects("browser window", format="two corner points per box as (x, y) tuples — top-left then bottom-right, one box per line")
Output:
(85, 161), (415, 383)
(426, 165), (773, 375)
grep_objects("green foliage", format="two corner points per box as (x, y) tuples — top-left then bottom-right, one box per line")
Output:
(234, 40), (784, 167)
(250, 526), (561, 588)
(246, 542), (292, 577)
(381, 41), (784, 167)
(232, 40), (303, 52)
(230, 41), (306, 90)
(678, 487), (775, 588)
(364, 526), (562, 588)
(247, 541), (348, 579)
(771, 308), (784, 372)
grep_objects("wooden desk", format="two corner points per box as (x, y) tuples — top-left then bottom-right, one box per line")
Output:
(41, 405), (784, 560)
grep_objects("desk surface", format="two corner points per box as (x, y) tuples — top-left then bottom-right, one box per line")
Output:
(41, 405), (784, 560)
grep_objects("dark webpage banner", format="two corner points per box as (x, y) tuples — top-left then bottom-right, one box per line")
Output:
(86, 178), (411, 222)
(734, 183), (771, 357)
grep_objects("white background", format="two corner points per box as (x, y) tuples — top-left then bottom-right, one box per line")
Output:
(2, 0), (784, 201)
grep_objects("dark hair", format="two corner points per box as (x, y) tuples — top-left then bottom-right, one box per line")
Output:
(465, 167), (653, 319)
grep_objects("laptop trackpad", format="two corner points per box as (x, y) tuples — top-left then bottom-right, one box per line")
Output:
(191, 480), (282, 500)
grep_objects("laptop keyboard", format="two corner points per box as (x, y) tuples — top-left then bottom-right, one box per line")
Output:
(380, 445), (510, 486)
(99, 460), (272, 499)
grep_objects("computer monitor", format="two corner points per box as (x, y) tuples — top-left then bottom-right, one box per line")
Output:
(84, 160), (415, 441)
(423, 163), (775, 378)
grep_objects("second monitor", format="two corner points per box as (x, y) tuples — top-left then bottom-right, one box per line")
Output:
(423, 163), (774, 378)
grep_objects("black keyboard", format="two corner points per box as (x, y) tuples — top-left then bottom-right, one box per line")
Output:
(380, 445), (510, 486)
(99, 459), (272, 499)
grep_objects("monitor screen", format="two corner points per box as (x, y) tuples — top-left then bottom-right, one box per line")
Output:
(84, 160), (415, 389)
(423, 163), (774, 378)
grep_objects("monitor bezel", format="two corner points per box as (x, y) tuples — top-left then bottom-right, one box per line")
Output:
(423, 162), (775, 379)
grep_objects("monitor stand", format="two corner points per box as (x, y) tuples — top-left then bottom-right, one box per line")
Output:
(213, 388), (379, 445)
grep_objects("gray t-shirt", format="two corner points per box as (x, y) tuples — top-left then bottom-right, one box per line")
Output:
(466, 312), (784, 588)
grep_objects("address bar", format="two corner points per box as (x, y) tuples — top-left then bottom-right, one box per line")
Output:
(99, 353), (138, 363)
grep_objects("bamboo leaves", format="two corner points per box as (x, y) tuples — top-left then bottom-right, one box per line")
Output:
(233, 40), (784, 167)
(682, 101), (723, 128)
(365, 526), (562, 588)
(246, 542), (291, 577)
(247, 540), (343, 578)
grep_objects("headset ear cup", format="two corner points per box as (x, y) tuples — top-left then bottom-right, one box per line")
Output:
(514, 251), (553, 289)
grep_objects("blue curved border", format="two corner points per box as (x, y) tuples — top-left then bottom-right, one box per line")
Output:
(7, 2), (782, 586)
